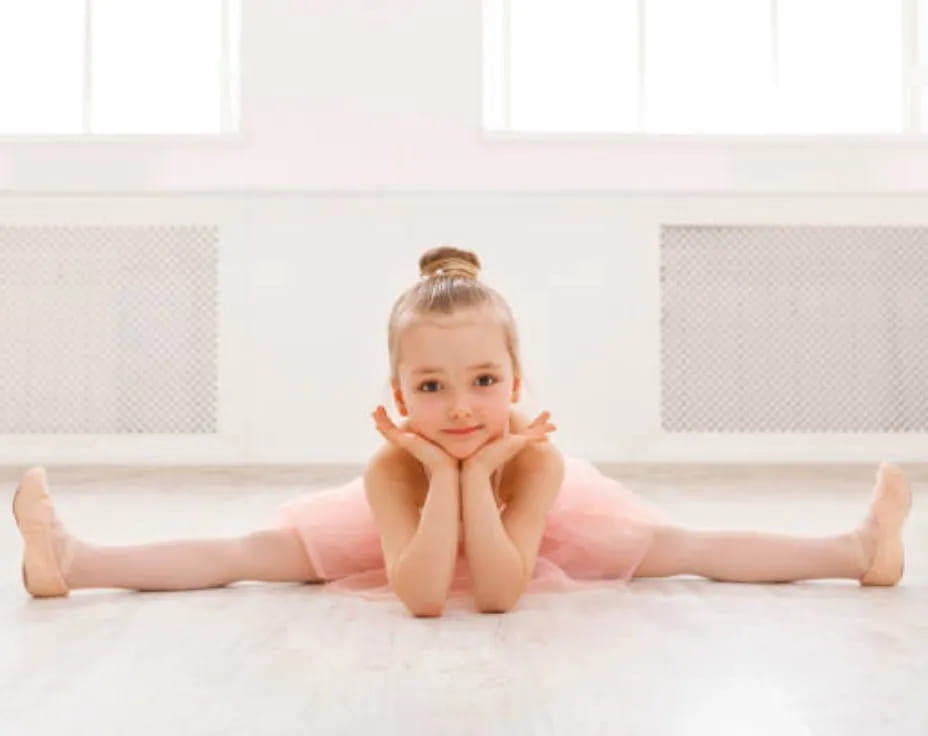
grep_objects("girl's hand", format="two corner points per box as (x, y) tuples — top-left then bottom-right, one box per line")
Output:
(371, 406), (460, 476)
(461, 411), (556, 477)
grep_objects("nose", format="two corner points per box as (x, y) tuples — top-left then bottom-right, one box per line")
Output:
(448, 397), (473, 422)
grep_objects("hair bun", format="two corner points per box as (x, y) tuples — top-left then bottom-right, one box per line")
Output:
(419, 246), (481, 281)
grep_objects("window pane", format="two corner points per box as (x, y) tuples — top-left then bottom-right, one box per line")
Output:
(509, 0), (638, 132)
(777, 0), (902, 134)
(92, 0), (223, 134)
(0, 1), (84, 134)
(646, 0), (773, 134)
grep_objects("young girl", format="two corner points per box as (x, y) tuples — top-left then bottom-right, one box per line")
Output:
(12, 246), (913, 616)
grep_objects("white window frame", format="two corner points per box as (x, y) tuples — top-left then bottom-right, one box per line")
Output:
(482, 0), (928, 145)
(0, 0), (243, 144)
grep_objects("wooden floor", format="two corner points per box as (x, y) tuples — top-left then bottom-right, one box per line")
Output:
(2, 462), (926, 736)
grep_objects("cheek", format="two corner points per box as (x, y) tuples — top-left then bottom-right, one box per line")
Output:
(489, 401), (511, 423)
(405, 405), (441, 432)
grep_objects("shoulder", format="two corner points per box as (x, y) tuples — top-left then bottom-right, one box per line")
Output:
(364, 442), (415, 488)
(500, 429), (565, 511)
(516, 439), (564, 477)
(506, 409), (565, 489)
(365, 434), (424, 487)
(363, 444), (427, 517)
(511, 409), (563, 464)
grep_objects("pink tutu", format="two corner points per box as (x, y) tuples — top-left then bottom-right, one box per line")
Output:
(273, 455), (670, 603)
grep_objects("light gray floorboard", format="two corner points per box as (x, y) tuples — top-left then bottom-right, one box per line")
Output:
(2, 463), (925, 736)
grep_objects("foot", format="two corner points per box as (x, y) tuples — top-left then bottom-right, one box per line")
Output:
(12, 467), (76, 597)
(854, 462), (912, 586)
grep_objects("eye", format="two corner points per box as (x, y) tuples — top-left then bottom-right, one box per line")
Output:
(417, 374), (499, 392)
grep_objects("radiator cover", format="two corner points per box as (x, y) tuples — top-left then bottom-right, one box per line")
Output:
(660, 225), (927, 432)
(0, 225), (218, 433)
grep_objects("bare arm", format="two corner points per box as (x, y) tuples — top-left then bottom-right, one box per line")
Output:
(459, 412), (561, 612)
(461, 466), (523, 611)
(391, 465), (460, 616)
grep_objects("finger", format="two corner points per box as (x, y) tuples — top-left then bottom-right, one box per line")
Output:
(534, 411), (552, 426)
(372, 406), (395, 428)
(529, 422), (555, 434)
(372, 409), (398, 439)
(526, 426), (556, 441)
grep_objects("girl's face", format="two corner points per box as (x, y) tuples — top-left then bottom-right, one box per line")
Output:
(392, 308), (519, 461)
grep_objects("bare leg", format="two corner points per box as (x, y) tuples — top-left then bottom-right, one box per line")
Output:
(634, 462), (911, 584)
(13, 466), (322, 596)
(633, 524), (865, 582)
(66, 528), (320, 591)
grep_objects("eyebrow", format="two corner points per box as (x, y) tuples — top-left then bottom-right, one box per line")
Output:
(412, 362), (503, 376)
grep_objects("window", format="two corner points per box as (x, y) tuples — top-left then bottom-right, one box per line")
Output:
(483, 0), (928, 137)
(0, 0), (240, 137)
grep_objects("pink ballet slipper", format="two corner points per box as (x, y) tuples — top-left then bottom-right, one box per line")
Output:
(860, 462), (912, 587)
(12, 467), (74, 598)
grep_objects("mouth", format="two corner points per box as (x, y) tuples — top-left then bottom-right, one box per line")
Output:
(442, 426), (482, 436)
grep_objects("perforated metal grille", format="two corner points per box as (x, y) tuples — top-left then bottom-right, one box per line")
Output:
(0, 225), (218, 433)
(661, 225), (928, 432)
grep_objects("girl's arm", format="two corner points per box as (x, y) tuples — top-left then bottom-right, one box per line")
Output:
(369, 406), (461, 616)
(460, 411), (559, 612)
(461, 466), (524, 612)
(390, 464), (460, 616)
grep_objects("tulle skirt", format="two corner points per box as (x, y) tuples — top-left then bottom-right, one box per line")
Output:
(272, 455), (670, 603)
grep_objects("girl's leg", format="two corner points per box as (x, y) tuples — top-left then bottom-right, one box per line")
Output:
(633, 524), (866, 582)
(66, 527), (320, 591)
(633, 462), (911, 584)
(14, 466), (321, 594)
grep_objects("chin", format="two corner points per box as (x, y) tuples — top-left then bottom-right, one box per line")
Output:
(438, 437), (489, 463)
(440, 441), (475, 456)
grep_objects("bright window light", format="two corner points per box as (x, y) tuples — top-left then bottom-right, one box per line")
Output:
(485, 0), (917, 136)
(0, 0), (239, 136)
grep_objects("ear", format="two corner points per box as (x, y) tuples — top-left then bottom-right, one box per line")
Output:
(511, 375), (521, 403)
(391, 378), (408, 416)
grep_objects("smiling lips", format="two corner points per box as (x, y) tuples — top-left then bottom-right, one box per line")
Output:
(443, 426), (481, 435)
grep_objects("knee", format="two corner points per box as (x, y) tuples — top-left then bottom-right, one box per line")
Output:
(634, 524), (691, 578)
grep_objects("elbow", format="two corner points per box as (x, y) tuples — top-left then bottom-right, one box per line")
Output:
(477, 604), (512, 614)
(402, 594), (445, 617)
(475, 591), (520, 614)
(476, 599), (516, 614)
(389, 559), (449, 618)
(394, 580), (446, 618)
(474, 567), (526, 613)
(410, 604), (445, 618)
(398, 592), (446, 618)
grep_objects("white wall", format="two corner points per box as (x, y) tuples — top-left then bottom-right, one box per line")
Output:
(1, 2), (926, 465)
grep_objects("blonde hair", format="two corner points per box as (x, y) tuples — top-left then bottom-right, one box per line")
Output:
(383, 245), (530, 407)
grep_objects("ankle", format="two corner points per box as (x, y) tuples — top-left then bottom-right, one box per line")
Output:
(846, 529), (872, 579)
